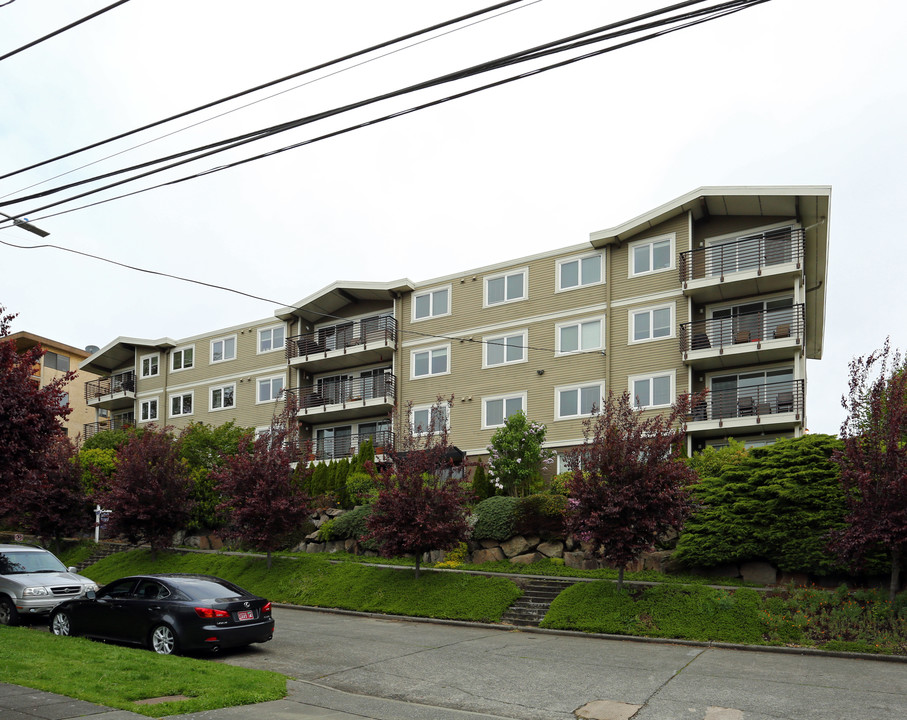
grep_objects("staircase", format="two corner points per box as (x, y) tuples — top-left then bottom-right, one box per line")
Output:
(501, 578), (576, 627)
(75, 542), (138, 571)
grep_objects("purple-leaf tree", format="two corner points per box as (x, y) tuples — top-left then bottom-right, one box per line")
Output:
(0, 306), (73, 517)
(831, 339), (907, 602)
(17, 435), (93, 554)
(99, 426), (193, 562)
(366, 397), (472, 579)
(566, 390), (699, 591)
(212, 400), (311, 570)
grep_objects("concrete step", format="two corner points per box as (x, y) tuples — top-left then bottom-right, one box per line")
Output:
(501, 578), (576, 627)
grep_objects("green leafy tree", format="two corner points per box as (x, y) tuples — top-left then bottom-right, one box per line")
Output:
(486, 412), (555, 497)
(471, 462), (494, 502)
(676, 435), (848, 575)
(75, 447), (118, 495)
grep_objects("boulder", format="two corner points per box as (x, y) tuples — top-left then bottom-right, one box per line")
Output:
(510, 552), (542, 565)
(479, 539), (500, 549)
(563, 551), (586, 570)
(740, 561), (777, 585)
(501, 535), (531, 558)
(305, 543), (324, 553)
(472, 547), (505, 565)
(537, 540), (564, 558)
(325, 540), (345, 554)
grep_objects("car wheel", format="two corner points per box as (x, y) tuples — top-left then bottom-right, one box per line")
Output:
(149, 624), (179, 655)
(0, 596), (18, 626)
(51, 611), (71, 636)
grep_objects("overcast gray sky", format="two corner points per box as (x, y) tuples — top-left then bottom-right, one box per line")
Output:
(2, 0), (905, 437)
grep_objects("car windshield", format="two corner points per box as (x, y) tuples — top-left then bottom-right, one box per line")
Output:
(174, 578), (245, 601)
(0, 550), (67, 575)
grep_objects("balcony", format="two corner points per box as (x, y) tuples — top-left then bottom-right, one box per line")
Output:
(300, 430), (396, 463)
(686, 379), (804, 437)
(84, 371), (136, 410)
(83, 413), (135, 440)
(286, 316), (397, 373)
(287, 373), (396, 423)
(679, 227), (804, 302)
(679, 304), (804, 370)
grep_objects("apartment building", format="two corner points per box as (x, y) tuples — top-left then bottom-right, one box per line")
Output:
(80, 186), (830, 463)
(8, 331), (100, 438)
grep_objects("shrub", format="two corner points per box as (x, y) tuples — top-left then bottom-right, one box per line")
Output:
(471, 463), (494, 502)
(515, 494), (567, 539)
(549, 472), (571, 496)
(346, 471), (377, 505)
(330, 505), (378, 550)
(472, 496), (520, 541)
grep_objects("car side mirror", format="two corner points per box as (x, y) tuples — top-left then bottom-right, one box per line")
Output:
(68, 566), (78, 573)
(86, 590), (96, 600)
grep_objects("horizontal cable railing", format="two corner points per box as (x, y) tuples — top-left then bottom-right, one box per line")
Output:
(303, 430), (396, 462)
(689, 379), (804, 422)
(679, 227), (804, 284)
(84, 370), (136, 402)
(82, 413), (135, 439)
(680, 304), (804, 353)
(286, 373), (397, 411)
(286, 315), (397, 361)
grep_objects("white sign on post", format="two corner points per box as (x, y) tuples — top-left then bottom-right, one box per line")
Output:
(94, 504), (112, 544)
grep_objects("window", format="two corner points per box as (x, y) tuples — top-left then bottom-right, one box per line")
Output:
(484, 269), (527, 306)
(258, 325), (285, 353)
(484, 331), (526, 367)
(171, 346), (194, 372)
(60, 392), (69, 407)
(140, 353), (159, 378)
(139, 398), (158, 422)
(557, 318), (603, 354)
(210, 383), (236, 411)
(210, 335), (236, 363)
(556, 382), (604, 420)
(43, 351), (70, 372)
(558, 253), (602, 291)
(411, 403), (449, 435)
(413, 286), (450, 320)
(483, 392), (525, 429)
(630, 372), (674, 409)
(257, 375), (285, 403)
(412, 345), (449, 378)
(630, 234), (674, 277)
(170, 392), (193, 417)
(630, 304), (673, 343)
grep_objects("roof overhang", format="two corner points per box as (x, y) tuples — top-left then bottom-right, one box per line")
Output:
(79, 336), (178, 374)
(7, 331), (90, 359)
(590, 185), (830, 360)
(276, 279), (414, 325)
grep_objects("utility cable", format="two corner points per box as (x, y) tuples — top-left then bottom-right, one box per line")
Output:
(0, 0), (768, 220)
(0, 0), (132, 63)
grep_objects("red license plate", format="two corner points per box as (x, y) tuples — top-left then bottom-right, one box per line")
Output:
(237, 610), (254, 621)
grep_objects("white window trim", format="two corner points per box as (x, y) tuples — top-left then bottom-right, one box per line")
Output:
(554, 381), (605, 421)
(257, 324), (286, 355)
(628, 302), (675, 345)
(555, 316), (605, 356)
(210, 334), (237, 364)
(170, 345), (195, 373)
(628, 370), (675, 410)
(556, 252), (604, 293)
(140, 352), (160, 379)
(481, 391), (527, 430)
(169, 391), (194, 418)
(410, 403), (450, 436)
(628, 232), (676, 278)
(483, 329), (528, 369)
(410, 343), (451, 380)
(411, 284), (452, 322)
(483, 267), (528, 308)
(139, 397), (159, 423)
(256, 374), (285, 404)
(209, 383), (237, 412)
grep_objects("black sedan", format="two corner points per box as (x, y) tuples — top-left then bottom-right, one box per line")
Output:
(50, 574), (274, 655)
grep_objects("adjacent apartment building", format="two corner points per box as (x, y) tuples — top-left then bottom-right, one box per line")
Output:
(80, 186), (830, 465)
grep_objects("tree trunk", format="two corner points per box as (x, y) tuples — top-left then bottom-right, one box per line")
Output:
(890, 548), (902, 604)
(267, 550), (272, 571)
(617, 566), (625, 593)
(414, 555), (421, 580)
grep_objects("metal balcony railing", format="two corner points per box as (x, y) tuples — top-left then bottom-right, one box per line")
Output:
(689, 379), (804, 423)
(679, 227), (804, 285)
(83, 413), (135, 439)
(286, 315), (397, 361)
(286, 373), (396, 412)
(679, 304), (804, 353)
(84, 371), (136, 403)
(302, 430), (395, 462)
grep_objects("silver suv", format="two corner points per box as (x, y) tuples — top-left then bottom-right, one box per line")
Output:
(0, 544), (99, 625)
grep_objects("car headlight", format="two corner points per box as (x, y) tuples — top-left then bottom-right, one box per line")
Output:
(23, 587), (50, 596)
(85, 583), (99, 593)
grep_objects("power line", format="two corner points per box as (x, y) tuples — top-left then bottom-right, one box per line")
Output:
(0, 0), (132, 63)
(0, 0), (769, 225)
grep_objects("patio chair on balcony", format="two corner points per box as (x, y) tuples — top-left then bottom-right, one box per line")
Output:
(755, 402), (771, 416)
(773, 324), (790, 339)
(734, 330), (751, 344)
(691, 333), (711, 350)
(737, 397), (755, 416)
(777, 392), (794, 413)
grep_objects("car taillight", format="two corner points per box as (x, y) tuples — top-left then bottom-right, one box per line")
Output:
(195, 607), (230, 618)
(262, 602), (271, 612)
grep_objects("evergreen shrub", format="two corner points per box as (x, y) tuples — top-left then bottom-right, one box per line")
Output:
(515, 493), (567, 539)
(472, 496), (520, 541)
